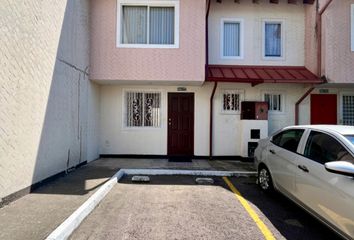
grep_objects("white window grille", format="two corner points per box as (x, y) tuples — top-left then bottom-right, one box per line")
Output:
(342, 95), (354, 125)
(263, 21), (283, 58)
(222, 20), (242, 58)
(222, 90), (243, 113)
(126, 92), (161, 127)
(264, 93), (282, 112)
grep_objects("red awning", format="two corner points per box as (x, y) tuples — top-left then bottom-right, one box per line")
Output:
(207, 65), (323, 85)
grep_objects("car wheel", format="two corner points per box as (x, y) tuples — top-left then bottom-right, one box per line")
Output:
(258, 166), (274, 193)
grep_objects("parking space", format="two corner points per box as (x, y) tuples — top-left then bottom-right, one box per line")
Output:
(70, 175), (340, 240)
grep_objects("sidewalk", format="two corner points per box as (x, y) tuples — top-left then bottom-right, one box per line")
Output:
(0, 158), (255, 240)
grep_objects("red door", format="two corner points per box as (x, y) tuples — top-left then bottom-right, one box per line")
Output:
(168, 93), (194, 156)
(311, 94), (337, 124)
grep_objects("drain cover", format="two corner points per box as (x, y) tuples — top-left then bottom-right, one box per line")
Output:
(195, 177), (214, 185)
(285, 219), (303, 228)
(132, 176), (150, 183)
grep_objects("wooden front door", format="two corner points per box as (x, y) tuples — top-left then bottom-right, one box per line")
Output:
(168, 93), (194, 156)
(311, 94), (337, 124)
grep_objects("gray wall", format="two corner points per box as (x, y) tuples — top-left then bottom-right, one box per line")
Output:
(0, 0), (99, 201)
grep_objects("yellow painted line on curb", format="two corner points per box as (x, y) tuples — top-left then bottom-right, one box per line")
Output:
(223, 176), (276, 240)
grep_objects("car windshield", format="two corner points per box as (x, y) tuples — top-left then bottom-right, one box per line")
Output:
(345, 135), (354, 146)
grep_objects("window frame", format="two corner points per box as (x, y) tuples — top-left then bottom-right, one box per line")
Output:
(220, 18), (244, 60)
(340, 92), (354, 125)
(116, 0), (180, 49)
(262, 91), (285, 114)
(123, 89), (162, 129)
(303, 130), (354, 165)
(262, 19), (285, 60)
(270, 129), (305, 153)
(220, 89), (244, 114)
(351, 4), (354, 52)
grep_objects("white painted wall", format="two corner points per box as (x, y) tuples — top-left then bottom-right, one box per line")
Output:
(0, 0), (94, 201)
(208, 0), (305, 66)
(99, 84), (212, 156)
(99, 82), (314, 157)
(212, 83), (311, 156)
(298, 87), (354, 125)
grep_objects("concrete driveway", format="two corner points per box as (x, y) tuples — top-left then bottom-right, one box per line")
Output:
(70, 175), (340, 240)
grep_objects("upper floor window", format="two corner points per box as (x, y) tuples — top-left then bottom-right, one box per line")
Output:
(125, 91), (161, 127)
(221, 19), (243, 59)
(351, 4), (354, 51)
(264, 93), (283, 113)
(263, 21), (283, 59)
(221, 89), (244, 114)
(117, 0), (179, 48)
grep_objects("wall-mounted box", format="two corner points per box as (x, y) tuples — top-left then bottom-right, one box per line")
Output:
(241, 101), (268, 120)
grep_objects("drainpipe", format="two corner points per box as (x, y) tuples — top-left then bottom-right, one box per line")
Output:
(295, 86), (314, 125)
(205, 0), (211, 70)
(316, 0), (333, 77)
(205, 0), (215, 159)
(209, 81), (218, 159)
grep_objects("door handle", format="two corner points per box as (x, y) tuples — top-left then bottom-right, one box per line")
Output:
(168, 118), (172, 126)
(298, 165), (309, 173)
(269, 149), (275, 154)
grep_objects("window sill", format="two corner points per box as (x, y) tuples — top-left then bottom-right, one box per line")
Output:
(262, 56), (285, 61)
(117, 43), (179, 49)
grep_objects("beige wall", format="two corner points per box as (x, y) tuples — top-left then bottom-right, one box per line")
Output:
(99, 84), (212, 156)
(305, 0), (354, 82)
(0, 1), (96, 201)
(208, 0), (305, 66)
(90, 0), (206, 82)
(99, 82), (311, 157)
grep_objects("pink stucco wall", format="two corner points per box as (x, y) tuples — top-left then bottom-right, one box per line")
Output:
(305, 0), (354, 83)
(90, 0), (206, 82)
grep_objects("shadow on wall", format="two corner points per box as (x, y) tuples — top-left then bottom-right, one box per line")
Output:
(28, 0), (102, 196)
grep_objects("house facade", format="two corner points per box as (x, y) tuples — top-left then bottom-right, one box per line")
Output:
(1, 0), (354, 203)
(91, 0), (354, 158)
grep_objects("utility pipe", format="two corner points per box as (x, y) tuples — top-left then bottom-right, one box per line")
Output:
(295, 86), (314, 125)
(209, 81), (218, 159)
(316, 0), (333, 77)
(205, 0), (211, 69)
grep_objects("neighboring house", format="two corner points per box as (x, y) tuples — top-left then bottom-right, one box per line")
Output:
(1, 0), (354, 204)
(91, 0), (353, 159)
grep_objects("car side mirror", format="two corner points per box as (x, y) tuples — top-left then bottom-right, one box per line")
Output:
(325, 161), (354, 177)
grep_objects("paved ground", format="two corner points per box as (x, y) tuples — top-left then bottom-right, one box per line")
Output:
(70, 175), (341, 240)
(0, 158), (254, 240)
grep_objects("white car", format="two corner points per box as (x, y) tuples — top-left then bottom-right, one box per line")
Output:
(254, 125), (354, 240)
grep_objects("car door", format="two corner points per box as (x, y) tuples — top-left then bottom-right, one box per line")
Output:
(295, 130), (354, 237)
(266, 129), (305, 197)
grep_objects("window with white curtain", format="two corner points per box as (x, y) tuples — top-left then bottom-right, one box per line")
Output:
(263, 21), (283, 58)
(125, 91), (161, 127)
(118, 1), (178, 47)
(264, 93), (283, 112)
(222, 19), (242, 58)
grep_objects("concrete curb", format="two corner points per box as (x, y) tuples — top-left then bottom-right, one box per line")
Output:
(46, 168), (256, 240)
(123, 169), (257, 177)
(45, 170), (125, 240)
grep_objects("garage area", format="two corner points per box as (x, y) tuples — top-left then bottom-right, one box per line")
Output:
(70, 175), (339, 240)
